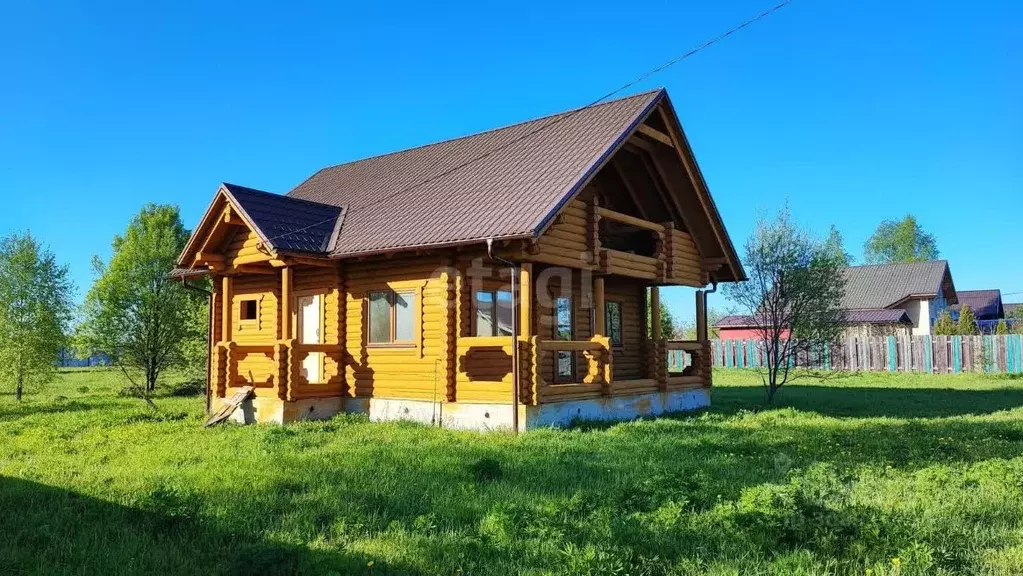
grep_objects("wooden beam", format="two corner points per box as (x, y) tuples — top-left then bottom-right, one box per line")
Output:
(639, 153), (687, 235)
(280, 267), (292, 340)
(221, 276), (232, 342)
(194, 252), (224, 264)
(610, 160), (650, 221)
(222, 205), (245, 226)
(223, 264), (275, 275)
(695, 290), (707, 342)
(519, 263), (532, 339)
(626, 136), (655, 154)
(595, 207), (665, 233)
(650, 286), (661, 339)
(655, 105), (737, 280)
(636, 124), (674, 147)
(593, 277), (605, 337)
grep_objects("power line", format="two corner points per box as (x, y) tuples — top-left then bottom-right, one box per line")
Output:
(260, 0), (794, 246)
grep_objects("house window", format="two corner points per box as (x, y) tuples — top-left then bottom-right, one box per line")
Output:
(555, 296), (574, 382)
(368, 290), (416, 345)
(473, 290), (514, 337)
(606, 301), (622, 347)
(240, 299), (258, 321)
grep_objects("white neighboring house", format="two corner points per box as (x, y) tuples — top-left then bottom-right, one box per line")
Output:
(839, 260), (958, 336)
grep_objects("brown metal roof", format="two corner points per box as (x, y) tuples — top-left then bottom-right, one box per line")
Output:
(841, 261), (956, 309)
(221, 183), (344, 254)
(287, 91), (663, 257)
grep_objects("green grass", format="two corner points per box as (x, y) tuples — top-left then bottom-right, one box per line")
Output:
(3, 369), (1023, 575)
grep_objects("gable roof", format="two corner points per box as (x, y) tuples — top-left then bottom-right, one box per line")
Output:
(841, 261), (956, 309)
(282, 89), (743, 281)
(221, 183), (345, 254)
(176, 183), (345, 267)
(949, 289), (1003, 320)
(178, 89), (744, 280)
(287, 91), (659, 256)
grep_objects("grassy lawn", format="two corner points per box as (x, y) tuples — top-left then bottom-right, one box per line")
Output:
(3, 369), (1023, 575)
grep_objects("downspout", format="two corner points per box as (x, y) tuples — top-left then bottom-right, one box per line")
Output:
(487, 239), (520, 434)
(179, 278), (214, 415)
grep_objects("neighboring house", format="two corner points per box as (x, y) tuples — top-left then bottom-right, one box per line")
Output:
(717, 261), (957, 339)
(174, 89), (746, 429)
(949, 289), (1005, 333)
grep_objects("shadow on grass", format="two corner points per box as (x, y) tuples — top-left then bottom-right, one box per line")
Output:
(0, 399), (122, 422)
(712, 384), (1023, 418)
(0, 476), (420, 576)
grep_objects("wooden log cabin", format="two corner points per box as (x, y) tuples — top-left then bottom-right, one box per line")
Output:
(174, 89), (745, 429)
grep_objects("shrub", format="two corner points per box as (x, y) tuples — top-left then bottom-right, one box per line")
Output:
(996, 319), (1009, 335)
(933, 310), (956, 335)
(957, 305), (980, 336)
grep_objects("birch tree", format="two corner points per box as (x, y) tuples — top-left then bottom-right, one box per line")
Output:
(724, 207), (846, 402)
(0, 233), (75, 401)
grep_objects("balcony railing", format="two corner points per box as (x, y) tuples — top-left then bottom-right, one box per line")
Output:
(590, 205), (704, 285)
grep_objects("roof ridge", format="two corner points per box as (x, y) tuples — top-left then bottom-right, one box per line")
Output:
(285, 89), (663, 196)
(224, 182), (342, 210)
(843, 259), (948, 271)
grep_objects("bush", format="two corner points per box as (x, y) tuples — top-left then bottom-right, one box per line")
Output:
(933, 310), (956, 335)
(957, 305), (980, 336)
(996, 319), (1010, 335)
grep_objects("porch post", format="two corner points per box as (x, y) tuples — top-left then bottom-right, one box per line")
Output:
(519, 263), (532, 338)
(696, 290), (707, 341)
(650, 286), (667, 389)
(279, 266), (293, 400)
(650, 286), (661, 339)
(280, 266), (292, 339)
(221, 275), (233, 342)
(593, 277), (605, 336)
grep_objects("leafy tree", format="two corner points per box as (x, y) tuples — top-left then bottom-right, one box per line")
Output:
(180, 285), (211, 385)
(864, 215), (939, 264)
(723, 206), (846, 403)
(956, 305), (980, 336)
(932, 309), (956, 335)
(995, 319), (1009, 335)
(822, 225), (853, 267)
(0, 233), (75, 400)
(77, 204), (202, 401)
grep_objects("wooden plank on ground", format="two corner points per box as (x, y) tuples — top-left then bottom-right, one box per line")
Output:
(205, 385), (254, 427)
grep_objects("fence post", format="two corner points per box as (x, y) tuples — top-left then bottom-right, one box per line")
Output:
(887, 336), (896, 372)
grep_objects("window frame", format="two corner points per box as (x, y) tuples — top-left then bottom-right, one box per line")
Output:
(472, 288), (515, 337)
(236, 296), (262, 332)
(367, 289), (417, 347)
(554, 295), (575, 383)
(605, 300), (623, 348)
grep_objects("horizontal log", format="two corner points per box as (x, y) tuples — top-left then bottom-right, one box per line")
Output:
(521, 252), (596, 270)
(596, 207), (665, 233)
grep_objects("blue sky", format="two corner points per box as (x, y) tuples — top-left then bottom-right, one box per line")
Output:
(1, 0), (1020, 322)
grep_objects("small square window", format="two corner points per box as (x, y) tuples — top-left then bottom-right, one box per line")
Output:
(240, 300), (258, 321)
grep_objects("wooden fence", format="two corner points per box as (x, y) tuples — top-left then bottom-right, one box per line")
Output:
(711, 334), (1023, 374)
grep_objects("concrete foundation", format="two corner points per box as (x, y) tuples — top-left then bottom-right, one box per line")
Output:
(215, 395), (344, 425)
(529, 388), (710, 428)
(213, 388), (710, 430)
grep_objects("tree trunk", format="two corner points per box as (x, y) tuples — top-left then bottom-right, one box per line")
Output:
(15, 366), (23, 401)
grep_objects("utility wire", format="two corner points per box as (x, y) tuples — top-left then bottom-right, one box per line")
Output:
(259, 0), (794, 246)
